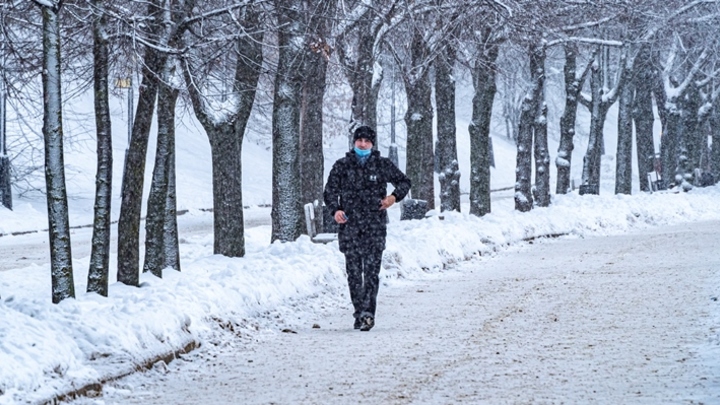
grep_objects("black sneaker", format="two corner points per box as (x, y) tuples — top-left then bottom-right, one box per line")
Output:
(359, 315), (374, 331)
(354, 318), (362, 329)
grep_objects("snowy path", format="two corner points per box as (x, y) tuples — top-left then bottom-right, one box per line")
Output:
(85, 222), (719, 404)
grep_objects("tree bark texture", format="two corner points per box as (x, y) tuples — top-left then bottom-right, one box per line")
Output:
(468, 31), (498, 216)
(515, 93), (534, 212)
(181, 5), (263, 257)
(710, 102), (720, 182)
(435, 38), (461, 213)
(41, 4), (75, 303)
(682, 85), (702, 185)
(615, 79), (634, 195)
(403, 30), (435, 209)
(164, 135), (180, 272)
(271, 4), (305, 243)
(514, 43), (542, 212)
(660, 108), (680, 189)
(143, 80), (179, 277)
(556, 44), (590, 194)
(116, 0), (166, 286)
(532, 46), (550, 208)
(88, 0), (112, 296)
(0, 58), (10, 210)
(300, 22), (330, 233)
(633, 51), (656, 192)
(580, 52), (617, 195)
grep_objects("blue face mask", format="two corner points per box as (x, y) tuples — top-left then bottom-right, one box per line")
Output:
(354, 147), (371, 157)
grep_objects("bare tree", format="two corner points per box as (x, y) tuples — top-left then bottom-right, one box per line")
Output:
(87, 0), (112, 296)
(0, 5), (10, 210)
(300, 2), (335, 232)
(466, 23), (502, 216)
(556, 44), (594, 194)
(33, 0), (75, 303)
(271, 1), (305, 242)
(579, 47), (626, 195)
(615, 57), (634, 195)
(181, 1), (265, 256)
(434, 4), (464, 214)
(335, 0), (399, 145)
(514, 41), (544, 212)
(143, 63), (180, 277)
(658, 40), (710, 191)
(116, 0), (170, 286)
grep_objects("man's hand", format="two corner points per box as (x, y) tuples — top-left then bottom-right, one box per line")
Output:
(334, 210), (348, 224)
(380, 194), (396, 210)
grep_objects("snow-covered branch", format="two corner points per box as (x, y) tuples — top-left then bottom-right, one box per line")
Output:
(662, 36), (711, 103)
(332, 0), (372, 38)
(554, 15), (618, 34)
(31, 0), (64, 12)
(546, 37), (623, 48)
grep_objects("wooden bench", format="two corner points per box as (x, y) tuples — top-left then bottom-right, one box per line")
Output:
(304, 202), (338, 244)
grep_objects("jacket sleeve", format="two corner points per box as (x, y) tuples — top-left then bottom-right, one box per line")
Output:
(323, 162), (342, 215)
(385, 160), (411, 202)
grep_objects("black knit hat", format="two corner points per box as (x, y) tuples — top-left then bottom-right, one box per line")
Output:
(353, 126), (376, 145)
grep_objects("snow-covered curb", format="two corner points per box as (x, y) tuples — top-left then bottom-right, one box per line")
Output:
(2, 189), (720, 404)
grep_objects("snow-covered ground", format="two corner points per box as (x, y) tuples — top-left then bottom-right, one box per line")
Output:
(84, 220), (720, 405)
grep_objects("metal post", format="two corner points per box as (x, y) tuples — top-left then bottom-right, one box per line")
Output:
(388, 63), (399, 167)
(116, 75), (133, 197)
(127, 77), (133, 146)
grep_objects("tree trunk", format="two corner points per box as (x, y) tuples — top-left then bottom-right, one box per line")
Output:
(633, 51), (655, 192)
(117, 1), (165, 286)
(556, 43), (581, 194)
(683, 85), (702, 184)
(468, 31), (498, 216)
(710, 101), (720, 183)
(515, 92), (534, 212)
(404, 30), (435, 208)
(660, 108), (680, 188)
(164, 134), (180, 271)
(88, 0), (112, 296)
(515, 43), (544, 212)
(435, 39), (461, 213)
(40, 3), (75, 303)
(675, 92), (694, 190)
(615, 78), (634, 195)
(271, 4), (305, 243)
(0, 45), (11, 210)
(181, 6), (263, 257)
(581, 55), (604, 194)
(300, 37), (329, 232)
(710, 101), (720, 182)
(143, 78), (179, 277)
(207, 124), (245, 254)
(532, 46), (550, 208)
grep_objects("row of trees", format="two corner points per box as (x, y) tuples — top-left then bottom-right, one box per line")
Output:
(2, 0), (720, 302)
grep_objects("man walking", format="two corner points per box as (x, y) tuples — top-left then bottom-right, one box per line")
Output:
(324, 126), (411, 331)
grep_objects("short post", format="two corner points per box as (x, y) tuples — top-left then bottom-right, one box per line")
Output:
(116, 76), (133, 194)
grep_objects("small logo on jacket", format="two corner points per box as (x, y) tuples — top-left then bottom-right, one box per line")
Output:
(369, 175), (377, 182)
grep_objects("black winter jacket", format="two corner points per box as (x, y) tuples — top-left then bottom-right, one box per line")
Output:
(324, 150), (411, 253)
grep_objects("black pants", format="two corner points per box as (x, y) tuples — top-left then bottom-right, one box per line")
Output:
(344, 246), (383, 320)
